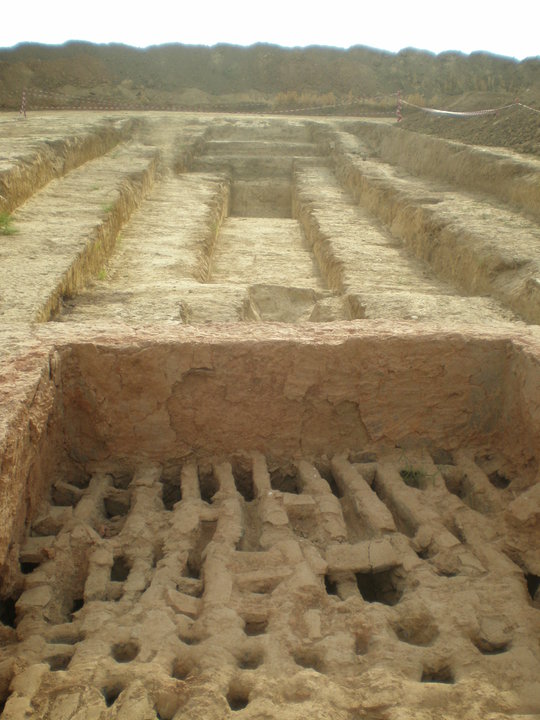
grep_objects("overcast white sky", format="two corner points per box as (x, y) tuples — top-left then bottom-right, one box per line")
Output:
(0, 0), (538, 60)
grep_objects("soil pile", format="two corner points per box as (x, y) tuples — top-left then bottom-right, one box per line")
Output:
(401, 101), (540, 156)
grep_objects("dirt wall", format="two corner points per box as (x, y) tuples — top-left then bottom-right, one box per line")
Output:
(0, 117), (140, 214)
(351, 120), (540, 222)
(0, 342), (64, 594)
(1, 322), (538, 592)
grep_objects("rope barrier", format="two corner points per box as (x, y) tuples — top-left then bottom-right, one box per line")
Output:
(517, 101), (540, 115)
(400, 97), (518, 117)
(397, 94), (540, 119)
(5, 86), (399, 118)
(4, 86), (539, 121)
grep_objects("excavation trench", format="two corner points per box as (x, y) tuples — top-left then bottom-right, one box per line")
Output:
(41, 154), (159, 322)
(350, 119), (540, 223)
(57, 125), (341, 325)
(194, 129), (330, 323)
(7, 115), (532, 328)
(312, 124), (540, 324)
(0, 116), (141, 214)
(0, 324), (538, 718)
(1, 323), (538, 584)
(1, 114), (540, 720)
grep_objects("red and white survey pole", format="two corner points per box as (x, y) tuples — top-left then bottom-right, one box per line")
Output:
(396, 90), (403, 123)
(19, 89), (27, 118)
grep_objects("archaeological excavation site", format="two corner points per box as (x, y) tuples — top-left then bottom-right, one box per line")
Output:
(0, 108), (539, 720)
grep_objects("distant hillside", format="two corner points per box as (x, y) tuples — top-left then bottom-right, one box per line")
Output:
(1, 41), (539, 111)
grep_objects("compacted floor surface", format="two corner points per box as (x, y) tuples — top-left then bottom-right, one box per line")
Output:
(0, 111), (539, 720)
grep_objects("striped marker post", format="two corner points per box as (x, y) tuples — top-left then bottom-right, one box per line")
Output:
(19, 89), (27, 118)
(396, 91), (403, 122)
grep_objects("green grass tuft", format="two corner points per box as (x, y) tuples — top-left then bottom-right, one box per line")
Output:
(0, 212), (18, 236)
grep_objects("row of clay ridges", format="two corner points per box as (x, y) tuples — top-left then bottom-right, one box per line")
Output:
(319, 126), (540, 324)
(2, 114), (539, 326)
(292, 160), (517, 323)
(1, 448), (538, 718)
(187, 121), (539, 324)
(170, 123), (532, 324)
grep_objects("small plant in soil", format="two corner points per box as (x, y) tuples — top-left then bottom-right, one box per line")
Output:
(398, 449), (440, 489)
(400, 467), (426, 488)
(0, 212), (17, 236)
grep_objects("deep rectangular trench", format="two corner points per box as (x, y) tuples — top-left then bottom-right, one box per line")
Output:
(230, 179), (292, 218)
(1, 325), (538, 578)
(0, 325), (539, 718)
